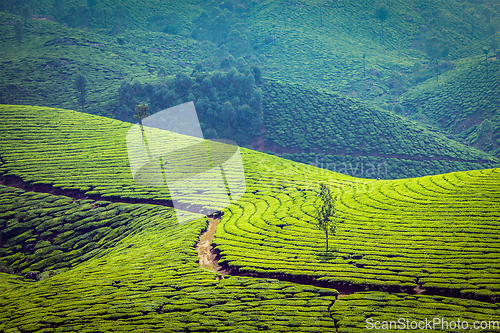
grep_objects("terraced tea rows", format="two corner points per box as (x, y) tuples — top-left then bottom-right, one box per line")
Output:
(331, 291), (500, 332)
(261, 79), (500, 178)
(0, 185), (340, 333)
(0, 185), (169, 274)
(401, 57), (500, 157)
(214, 167), (500, 299)
(0, 105), (245, 209)
(1, 104), (499, 331)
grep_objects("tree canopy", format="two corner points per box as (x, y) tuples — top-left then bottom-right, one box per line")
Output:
(314, 183), (342, 251)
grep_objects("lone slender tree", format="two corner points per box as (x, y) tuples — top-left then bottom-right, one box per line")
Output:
(374, 4), (389, 44)
(134, 102), (150, 142)
(482, 46), (490, 61)
(13, 19), (23, 46)
(314, 183), (342, 251)
(74, 73), (87, 112)
(134, 102), (153, 161)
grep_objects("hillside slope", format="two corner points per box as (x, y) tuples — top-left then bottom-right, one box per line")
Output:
(0, 11), (213, 118)
(259, 79), (499, 178)
(2, 0), (499, 114)
(0, 186), (341, 332)
(401, 56), (500, 157)
(215, 165), (500, 299)
(0, 104), (499, 331)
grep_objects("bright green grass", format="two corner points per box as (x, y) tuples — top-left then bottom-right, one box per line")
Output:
(0, 185), (171, 274)
(214, 167), (500, 298)
(0, 104), (356, 201)
(0, 103), (499, 331)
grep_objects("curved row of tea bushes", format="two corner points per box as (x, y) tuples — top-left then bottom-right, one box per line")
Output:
(0, 186), (340, 332)
(0, 105), (242, 206)
(214, 166), (500, 298)
(0, 185), (174, 275)
(331, 291), (500, 332)
(401, 58), (500, 157)
(262, 80), (495, 161)
(260, 79), (499, 178)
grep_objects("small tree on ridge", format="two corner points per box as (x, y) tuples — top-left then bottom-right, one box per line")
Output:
(374, 4), (389, 44)
(134, 103), (152, 160)
(315, 183), (342, 251)
(74, 73), (87, 112)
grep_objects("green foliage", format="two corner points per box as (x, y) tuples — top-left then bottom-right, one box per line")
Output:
(0, 186), (149, 273)
(190, 0), (256, 57)
(115, 62), (264, 145)
(314, 183), (341, 251)
(0, 105), (499, 330)
(401, 57), (500, 157)
(260, 79), (499, 179)
(332, 292), (500, 331)
(13, 19), (23, 46)
(215, 164), (500, 298)
(374, 4), (389, 43)
(374, 4), (389, 22)
(74, 73), (88, 113)
(0, 11), (213, 118)
(0, 188), (340, 332)
(133, 102), (150, 122)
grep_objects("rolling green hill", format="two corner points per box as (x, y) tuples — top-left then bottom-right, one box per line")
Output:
(0, 105), (499, 332)
(259, 79), (499, 178)
(2, 0), (500, 168)
(2, 0), (499, 114)
(0, 186), (340, 332)
(214, 166), (500, 299)
(0, 11), (212, 118)
(2, 0), (500, 330)
(401, 55), (500, 158)
(331, 292), (500, 331)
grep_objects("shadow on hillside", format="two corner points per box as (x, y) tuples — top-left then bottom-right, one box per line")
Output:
(315, 249), (338, 262)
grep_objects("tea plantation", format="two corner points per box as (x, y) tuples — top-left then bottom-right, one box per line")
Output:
(331, 292), (500, 332)
(401, 56), (500, 158)
(0, 186), (340, 333)
(261, 79), (500, 178)
(0, 10), (212, 118)
(0, 105), (499, 332)
(214, 166), (500, 299)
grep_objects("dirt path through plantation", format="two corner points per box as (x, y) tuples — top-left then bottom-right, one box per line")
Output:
(195, 217), (497, 304)
(196, 217), (224, 273)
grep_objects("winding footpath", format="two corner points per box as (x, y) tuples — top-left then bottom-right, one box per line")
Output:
(2, 172), (497, 304)
(195, 217), (499, 304)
